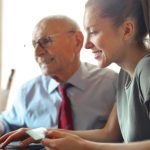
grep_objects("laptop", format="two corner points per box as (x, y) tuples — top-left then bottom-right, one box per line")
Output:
(0, 142), (46, 150)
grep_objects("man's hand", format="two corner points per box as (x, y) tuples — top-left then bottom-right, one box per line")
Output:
(0, 128), (37, 148)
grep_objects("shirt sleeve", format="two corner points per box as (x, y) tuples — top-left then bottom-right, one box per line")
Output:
(0, 86), (26, 135)
(137, 57), (150, 103)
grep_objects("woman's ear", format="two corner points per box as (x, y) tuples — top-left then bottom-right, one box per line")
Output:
(121, 19), (135, 40)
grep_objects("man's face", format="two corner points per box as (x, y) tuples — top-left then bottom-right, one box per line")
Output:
(32, 20), (82, 81)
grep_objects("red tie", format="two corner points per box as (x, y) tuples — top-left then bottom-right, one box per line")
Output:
(58, 85), (73, 130)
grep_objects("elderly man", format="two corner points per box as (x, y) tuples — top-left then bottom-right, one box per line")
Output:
(0, 15), (118, 136)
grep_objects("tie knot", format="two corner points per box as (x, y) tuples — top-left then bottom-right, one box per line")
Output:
(58, 84), (71, 96)
(58, 85), (66, 96)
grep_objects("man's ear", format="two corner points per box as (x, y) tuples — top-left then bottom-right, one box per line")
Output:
(74, 31), (84, 52)
(121, 19), (135, 40)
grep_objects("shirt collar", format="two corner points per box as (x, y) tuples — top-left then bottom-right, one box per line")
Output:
(67, 62), (87, 90)
(48, 78), (59, 93)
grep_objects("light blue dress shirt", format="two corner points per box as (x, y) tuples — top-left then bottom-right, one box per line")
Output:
(0, 62), (118, 134)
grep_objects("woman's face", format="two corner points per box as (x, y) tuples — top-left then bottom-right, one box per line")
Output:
(83, 6), (124, 68)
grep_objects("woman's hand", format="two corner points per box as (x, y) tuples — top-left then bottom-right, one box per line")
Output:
(41, 130), (86, 150)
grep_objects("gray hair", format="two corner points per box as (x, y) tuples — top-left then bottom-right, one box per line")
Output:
(36, 15), (80, 31)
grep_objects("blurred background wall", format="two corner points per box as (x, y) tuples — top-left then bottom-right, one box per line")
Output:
(0, 0), (120, 109)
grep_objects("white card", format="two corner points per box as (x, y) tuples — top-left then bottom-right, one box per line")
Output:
(26, 127), (47, 140)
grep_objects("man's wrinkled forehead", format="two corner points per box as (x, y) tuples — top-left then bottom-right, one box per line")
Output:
(32, 20), (67, 39)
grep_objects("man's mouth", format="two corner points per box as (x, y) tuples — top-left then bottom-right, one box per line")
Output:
(37, 56), (55, 64)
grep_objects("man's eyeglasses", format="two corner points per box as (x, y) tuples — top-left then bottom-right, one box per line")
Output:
(32, 30), (75, 49)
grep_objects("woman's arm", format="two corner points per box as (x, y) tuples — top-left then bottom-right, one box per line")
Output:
(41, 131), (150, 150)
(59, 104), (122, 143)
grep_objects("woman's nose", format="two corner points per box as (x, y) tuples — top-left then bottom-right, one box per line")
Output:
(84, 40), (93, 49)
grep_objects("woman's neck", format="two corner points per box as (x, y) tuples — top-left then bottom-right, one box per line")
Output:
(120, 47), (149, 78)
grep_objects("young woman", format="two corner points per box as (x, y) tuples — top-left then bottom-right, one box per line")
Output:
(0, 0), (150, 150)
(41, 0), (150, 149)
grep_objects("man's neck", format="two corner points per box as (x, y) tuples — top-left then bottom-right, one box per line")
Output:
(52, 62), (81, 83)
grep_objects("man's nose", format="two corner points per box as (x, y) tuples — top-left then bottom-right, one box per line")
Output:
(35, 44), (47, 56)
